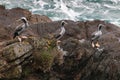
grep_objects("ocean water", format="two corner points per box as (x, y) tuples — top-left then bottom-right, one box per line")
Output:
(0, 0), (120, 26)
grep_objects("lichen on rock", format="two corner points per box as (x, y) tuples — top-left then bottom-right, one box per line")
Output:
(32, 37), (58, 72)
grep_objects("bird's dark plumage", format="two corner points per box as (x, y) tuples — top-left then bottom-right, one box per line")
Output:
(13, 26), (23, 39)
(54, 34), (61, 39)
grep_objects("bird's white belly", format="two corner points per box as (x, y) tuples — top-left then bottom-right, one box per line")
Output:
(60, 27), (65, 35)
(95, 31), (102, 36)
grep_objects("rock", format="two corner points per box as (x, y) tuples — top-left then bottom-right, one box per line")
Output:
(32, 38), (58, 72)
(0, 6), (52, 40)
(0, 37), (57, 79)
(75, 20), (120, 80)
(27, 20), (120, 80)
(0, 24), (11, 41)
(29, 14), (52, 24)
(2, 41), (32, 60)
(0, 40), (32, 79)
(0, 5), (5, 11)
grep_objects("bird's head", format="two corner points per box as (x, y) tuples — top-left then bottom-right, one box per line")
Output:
(98, 24), (104, 30)
(61, 21), (67, 26)
(21, 17), (28, 23)
(16, 17), (28, 23)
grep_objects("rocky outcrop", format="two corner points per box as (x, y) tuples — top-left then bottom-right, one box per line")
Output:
(0, 37), (57, 79)
(0, 5), (52, 40)
(0, 5), (120, 80)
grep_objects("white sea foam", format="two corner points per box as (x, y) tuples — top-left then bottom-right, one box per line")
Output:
(0, 0), (120, 27)
(110, 0), (120, 4)
(59, 0), (79, 21)
(103, 4), (118, 9)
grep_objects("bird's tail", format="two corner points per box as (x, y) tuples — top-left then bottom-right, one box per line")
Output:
(13, 32), (17, 39)
(91, 40), (93, 43)
(13, 35), (16, 39)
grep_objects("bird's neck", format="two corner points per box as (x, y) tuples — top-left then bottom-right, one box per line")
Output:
(98, 26), (102, 31)
(61, 26), (64, 28)
(97, 26), (101, 30)
(61, 26), (65, 30)
(24, 22), (29, 28)
(98, 28), (101, 31)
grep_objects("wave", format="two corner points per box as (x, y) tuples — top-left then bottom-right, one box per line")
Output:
(0, 0), (120, 26)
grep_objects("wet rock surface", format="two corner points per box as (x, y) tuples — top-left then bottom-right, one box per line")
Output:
(0, 5), (120, 80)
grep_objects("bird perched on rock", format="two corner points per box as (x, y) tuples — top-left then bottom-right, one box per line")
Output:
(91, 24), (104, 48)
(54, 21), (67, 47)
(13, 17), (29, 42)
(54, 21), (67, 40)
(54, 21), (67, 57)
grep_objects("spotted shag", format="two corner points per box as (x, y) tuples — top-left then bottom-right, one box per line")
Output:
(13, 17), (29, 42)
(54, 21), (67, 40)
(91, 24), (104, 48)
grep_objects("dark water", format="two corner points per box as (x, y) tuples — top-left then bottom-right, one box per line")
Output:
(0, 0), (120, 26)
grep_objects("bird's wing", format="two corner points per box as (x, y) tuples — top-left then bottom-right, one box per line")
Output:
(91, 31), (97, 36)
(15, 23), (24, 29)
(53, 28), (61, 38)
(14, 23), (24, 33)
(55, 28), (61, 34)
(15, 26), (23, 32)
(54, 34), (61, 39)
(91, 35), (99, 41)
(91, 31), (98, 40)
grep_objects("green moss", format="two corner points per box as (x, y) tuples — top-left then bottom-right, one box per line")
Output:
(32, 37), (57, 72)
(36, 49), (54, 72)
(23, 67), (31, 76)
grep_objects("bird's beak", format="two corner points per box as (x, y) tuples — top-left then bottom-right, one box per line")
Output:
(101, 24), (105, 27)
(64, 21), (68, 25)
(16, 19), (21, 22)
